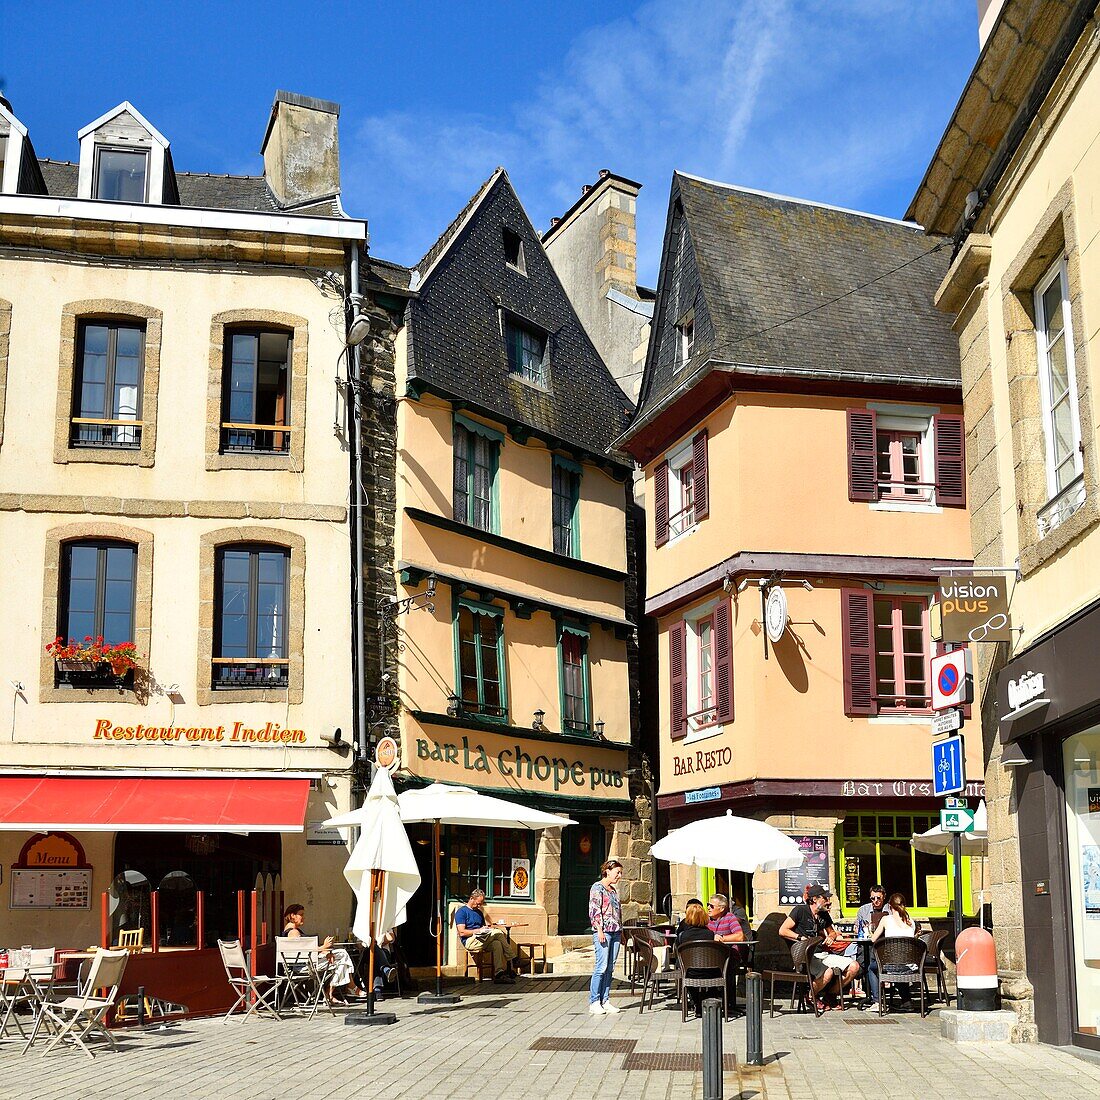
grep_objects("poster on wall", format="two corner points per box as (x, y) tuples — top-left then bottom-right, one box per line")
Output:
(844, 857), (861, 907)
(10, 868), (92, 909)
(779, 835), (829, 906)
(510, 858), (531, 898)
(1083, 845), (1100, 919)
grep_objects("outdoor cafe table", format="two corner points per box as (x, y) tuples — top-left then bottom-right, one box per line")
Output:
(0, 957), (64, 1044)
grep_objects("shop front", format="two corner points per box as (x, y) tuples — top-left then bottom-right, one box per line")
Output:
(396, 713), (633, 962)
(997, 598), (1100, 1049)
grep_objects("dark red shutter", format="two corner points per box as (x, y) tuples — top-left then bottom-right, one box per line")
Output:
(714, 597), (734, 723)
(847, 408), (878, 501)
(655, 461), (670, 547)
(934, 414), (966, 508)
(692, 430), (709, 520)
(841, 588), (876, 716)
(669, 619), (687, 740)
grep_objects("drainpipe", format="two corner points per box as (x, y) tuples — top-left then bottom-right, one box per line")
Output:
(347, 244), (369, 763)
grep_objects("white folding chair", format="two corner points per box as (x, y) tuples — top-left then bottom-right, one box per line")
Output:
(0, 949), (57, 1042)
(217, 940), (283, 1023)
(23, 948), (128, 1059)
(276, 936), (323, 1016)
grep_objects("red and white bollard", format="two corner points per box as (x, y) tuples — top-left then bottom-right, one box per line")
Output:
(955, 927), (998, 1011)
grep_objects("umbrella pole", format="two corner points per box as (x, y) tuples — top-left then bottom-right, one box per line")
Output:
(418, 818), (461, 1004)
(345, 869), (397, 1026)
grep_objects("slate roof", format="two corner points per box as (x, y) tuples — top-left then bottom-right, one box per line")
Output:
(634, 173), (960, 424)
(407, 169), (633, 462)
(36, 158), (340, 216)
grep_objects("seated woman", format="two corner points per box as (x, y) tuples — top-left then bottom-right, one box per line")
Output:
(282, 902), (366, 1002)
(869, 891), (917, 1010)
(676, 901), (719, 1017)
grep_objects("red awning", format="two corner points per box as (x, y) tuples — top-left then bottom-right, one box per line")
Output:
(0, 776), (311, 832)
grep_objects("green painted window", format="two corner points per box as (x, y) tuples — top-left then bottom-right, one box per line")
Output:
(700, 868), (753, 923)
(552, 457), (581, 557)
(505, 318), (548, 387)
(447, 827), (536, 902)
(455, 599), (507, 720)
(837, 814), (971, 919)
(453, 420), (500, 533)
(558, 625), (591, 735)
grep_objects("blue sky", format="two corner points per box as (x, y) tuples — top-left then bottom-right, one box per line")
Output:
(3, 1), (978, 283)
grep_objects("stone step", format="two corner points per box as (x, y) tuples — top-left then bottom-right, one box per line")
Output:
(548, 947), (596, 975)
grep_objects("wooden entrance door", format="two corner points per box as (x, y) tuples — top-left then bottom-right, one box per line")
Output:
(559, 820), (606, 935)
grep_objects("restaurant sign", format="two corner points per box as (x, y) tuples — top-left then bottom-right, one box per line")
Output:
(409, 725), (627, 798)
(91, 718), (307, 744)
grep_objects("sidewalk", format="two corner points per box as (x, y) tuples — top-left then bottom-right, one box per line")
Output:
(2, 975), (1099, 1099)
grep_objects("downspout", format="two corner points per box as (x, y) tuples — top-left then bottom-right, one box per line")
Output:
(348, 244), (369, 763)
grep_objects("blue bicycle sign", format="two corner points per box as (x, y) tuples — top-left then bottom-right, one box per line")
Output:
(932, 734), (965, 797)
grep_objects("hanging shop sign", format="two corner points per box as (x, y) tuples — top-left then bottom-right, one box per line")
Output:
(91, 717), (307, 744)
(375, 736), (400, 770)
(936, 576), (1012, 643)
(407, 725), (628, 799)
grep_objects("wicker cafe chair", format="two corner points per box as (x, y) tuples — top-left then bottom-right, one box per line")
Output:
(791, 935), (836, 1018)
(640, 927), (681, 998)
(217, 939), (283, 1023)
(874, 937), (929, 1018)
(633, 941), (671, 1013)
(621, 928), (648, 995)
(676, 941), (730, 1022)
(22, 948), (129, 1059)
(920, 930), (951, 1005)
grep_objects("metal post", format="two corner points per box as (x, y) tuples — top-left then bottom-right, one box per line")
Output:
(745, 972), (763, 1067)
(702, 996), (724, 1100)
(952, 831), (964, 941)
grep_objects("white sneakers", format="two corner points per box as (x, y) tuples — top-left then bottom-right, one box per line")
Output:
(602, 1000), (620, 1013)
(588, 1002), (606, 1015)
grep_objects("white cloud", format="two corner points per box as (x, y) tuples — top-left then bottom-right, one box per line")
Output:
(343, 0), (975, 279)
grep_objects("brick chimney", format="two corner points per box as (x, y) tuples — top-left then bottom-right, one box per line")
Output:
(261, 90), (341, 207)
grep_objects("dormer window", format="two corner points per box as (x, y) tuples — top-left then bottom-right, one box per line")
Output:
(94, 147), (148, 202)
(676, 314), (695, 372)
(505, 317), (548, 388)
(503, 228), (526, 274)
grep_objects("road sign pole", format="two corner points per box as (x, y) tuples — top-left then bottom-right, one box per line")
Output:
(952, 830), (964, 941)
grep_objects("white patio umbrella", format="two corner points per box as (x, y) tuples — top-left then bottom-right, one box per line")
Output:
(325, 766), (420, 1022)
(911, 800), (989, 928)
(396, 783), (576, 1003)
(651, 809), (806, 872)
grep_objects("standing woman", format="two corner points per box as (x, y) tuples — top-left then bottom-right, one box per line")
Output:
(588, 858), (624, 1015)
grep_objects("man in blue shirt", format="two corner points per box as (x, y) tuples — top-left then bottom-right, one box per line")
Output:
(455, 888), (518, 984)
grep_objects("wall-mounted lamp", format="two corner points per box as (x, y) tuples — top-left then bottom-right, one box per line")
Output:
(446, 692), (460, 717)
(346, 294), (370, 346)
(1001, 741), (1031, 768)
(533, 709), (546, 730)
(595, 719), (605, 738)
(735, 579), (750, 594)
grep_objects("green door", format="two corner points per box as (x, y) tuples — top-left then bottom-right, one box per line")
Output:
(560, 820), (606, 934)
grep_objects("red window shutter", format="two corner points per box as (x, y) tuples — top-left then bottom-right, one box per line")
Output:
(669, 619), (687, 741)
(714, 597), (734, 724)
(654, 461), (670, 547)
(934, 414), (966, 508)
(841, 588), (876, 716)
(847, 408), (878, 501)
(692, 430), (709, 520)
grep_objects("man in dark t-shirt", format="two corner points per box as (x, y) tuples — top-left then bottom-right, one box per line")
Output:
(779, 885), (859, 1004)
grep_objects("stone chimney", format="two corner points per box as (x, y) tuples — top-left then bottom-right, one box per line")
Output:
(261, 90), (341, 207)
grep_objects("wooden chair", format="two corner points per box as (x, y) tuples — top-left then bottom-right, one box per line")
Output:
(764, 935), (837, 1018)
(874, 937), (929, 1017)
(920, 930), (950, 1005)
(463, 947), (494, 981)
(677, 941), (730, 1022)
(114, 927), (144, 953)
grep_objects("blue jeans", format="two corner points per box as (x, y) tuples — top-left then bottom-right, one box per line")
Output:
(589, 931), (621, 1005)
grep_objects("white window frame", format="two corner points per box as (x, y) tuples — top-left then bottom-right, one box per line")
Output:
(1034, 257), (1085, 535)
(868, 585), (936, 726)
(93, 145), (150, 203)
(682, 597), (723, 744)
(666, 439), (697, 542)
(867, 403), (942, 514)
(675, 314), (695, 374)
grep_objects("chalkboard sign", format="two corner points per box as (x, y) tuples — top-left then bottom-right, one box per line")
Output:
(844, 856), (861, 906)
(778, 835), (829, 906)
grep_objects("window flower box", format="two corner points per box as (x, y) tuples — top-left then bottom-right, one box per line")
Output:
(47, 637), (140, 687)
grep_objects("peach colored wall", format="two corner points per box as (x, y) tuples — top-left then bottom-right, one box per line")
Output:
(655, 581), (984, 796)
(644, 394), (973, 600)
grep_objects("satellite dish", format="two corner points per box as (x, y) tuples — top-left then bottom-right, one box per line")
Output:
(765, 587), (788, 644)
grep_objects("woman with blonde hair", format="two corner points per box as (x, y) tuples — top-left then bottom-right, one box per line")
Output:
(676, 902), (717, 1017)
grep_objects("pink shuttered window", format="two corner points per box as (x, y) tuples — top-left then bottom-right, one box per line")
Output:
(873, 596), (930, 713)
(669, 619), (687, 740)
(841, 588), (876, 716)
(877, 430), (924, 500)
(934, 414), (966, 508)
(654, 461), (670, 547)
(847, 408), (878, 501)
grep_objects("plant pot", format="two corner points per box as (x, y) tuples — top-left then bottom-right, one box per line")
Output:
(55, 658), (106, 672)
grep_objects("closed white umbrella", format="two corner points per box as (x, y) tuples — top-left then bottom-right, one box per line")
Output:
(395, 783), (575, 1004)
(651, 809), (806, 872)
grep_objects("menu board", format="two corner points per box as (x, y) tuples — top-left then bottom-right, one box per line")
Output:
(844, 856), (862, 906)
(10, 868), (92, 909)
(778, 835), (829, 906)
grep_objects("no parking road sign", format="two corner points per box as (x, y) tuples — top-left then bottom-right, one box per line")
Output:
(931, 649), (973, 711)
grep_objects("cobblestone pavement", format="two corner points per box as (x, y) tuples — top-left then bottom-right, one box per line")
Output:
(2, 975), (1100, 1100)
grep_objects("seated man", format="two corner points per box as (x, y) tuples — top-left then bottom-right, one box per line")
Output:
(844, 884), (891, 1003)
(454, 888), (518, 984)
(707, 893), (747, 1003)
(779, 885), (859, 1009)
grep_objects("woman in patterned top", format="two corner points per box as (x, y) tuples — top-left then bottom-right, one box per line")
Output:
(588, 858), (624, 1015)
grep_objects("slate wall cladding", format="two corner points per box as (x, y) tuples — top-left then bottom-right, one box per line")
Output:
(408, 173), (631, 458)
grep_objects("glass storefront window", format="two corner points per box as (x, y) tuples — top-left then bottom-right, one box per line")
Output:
(157, 871), (197, 947)
(108, 870), (151, 946)
(1062, 729), (1100, 1035)
(838, 813), (966, 918)
(447, 827), (535, 902)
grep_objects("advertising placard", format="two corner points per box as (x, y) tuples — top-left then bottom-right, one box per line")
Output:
(778, 835), (828, 906)
(937, 576), (1012, 643)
